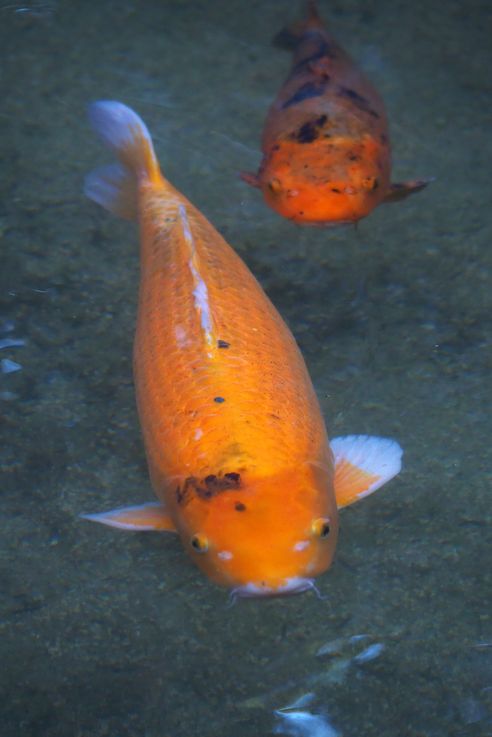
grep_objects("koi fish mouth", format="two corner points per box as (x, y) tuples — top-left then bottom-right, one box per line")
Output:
(299, 218), (354, 228)
(229, 577), (320, 602)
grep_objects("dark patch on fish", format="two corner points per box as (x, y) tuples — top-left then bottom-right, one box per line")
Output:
(338, 86), (380, 118)
(290, 114), (328, 143)
(176, 472), (242, 506)
(224, 471), (240, 484)
(282, 79), (329, 109)
(289, 36), (337, 76)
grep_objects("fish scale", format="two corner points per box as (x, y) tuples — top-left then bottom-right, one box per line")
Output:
(134, 185), (328, 485)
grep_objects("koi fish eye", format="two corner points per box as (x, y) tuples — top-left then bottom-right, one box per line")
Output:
(267, 177), (282, 194)
(191, 533), (209, 553)
(361, 176), (379, 191)
(311, 517), (331, 539)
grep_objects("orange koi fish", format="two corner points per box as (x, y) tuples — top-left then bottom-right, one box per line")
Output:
(82, 101), (402, 599)
(241, 1), (429, 226)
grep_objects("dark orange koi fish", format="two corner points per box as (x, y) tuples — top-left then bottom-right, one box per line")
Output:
(242, 1), (429, 226)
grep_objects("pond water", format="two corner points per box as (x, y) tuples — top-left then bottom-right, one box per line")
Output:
(1, 1), (490, 735)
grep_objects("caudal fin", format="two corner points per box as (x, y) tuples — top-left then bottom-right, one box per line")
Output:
(84, 101), (162, 220)
(274, 1), (325, 50)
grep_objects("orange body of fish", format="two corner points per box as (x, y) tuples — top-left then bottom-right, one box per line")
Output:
(83, 101), (402, 599)
(242, 1), (429, 226)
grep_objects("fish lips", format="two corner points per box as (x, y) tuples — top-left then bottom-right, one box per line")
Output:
(230, 577), (318, 601)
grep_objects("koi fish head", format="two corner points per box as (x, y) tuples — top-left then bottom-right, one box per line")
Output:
(257, 131), (390, 226)
(177, 463), (338, 597)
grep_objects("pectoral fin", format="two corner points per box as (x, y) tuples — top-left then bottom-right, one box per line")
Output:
(384, 178), (433, 203)
(239, 171), (261, 188)
(331, 435), (403, 509)
(80, 502), (177, 532)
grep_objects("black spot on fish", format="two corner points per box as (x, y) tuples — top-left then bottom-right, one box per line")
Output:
(217, 340), (230, 349)
(338, 86), (367, 105)
(338, 86), (380, 119)
(291, 114), (328, 144)
(235, 502), (246, 512)
(282, 79), (329, 110)
(214, 396), (225, 403)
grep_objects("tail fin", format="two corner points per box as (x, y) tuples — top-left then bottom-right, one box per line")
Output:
(305, 0), (324, 29)
(84, 101), (162, 220)
(274, 1), (325, 50)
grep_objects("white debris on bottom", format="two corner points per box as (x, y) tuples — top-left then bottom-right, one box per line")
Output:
(1, 358), (22, 374)
(241, 634), (387, 735)
(273, 708), (340, 737)
(0, 338), (25, 349)
(353, 642), (385, 664)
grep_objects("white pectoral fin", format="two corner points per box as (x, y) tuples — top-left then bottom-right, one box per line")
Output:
(80, 502), (177, 532)
(331, 435), (403, 509)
